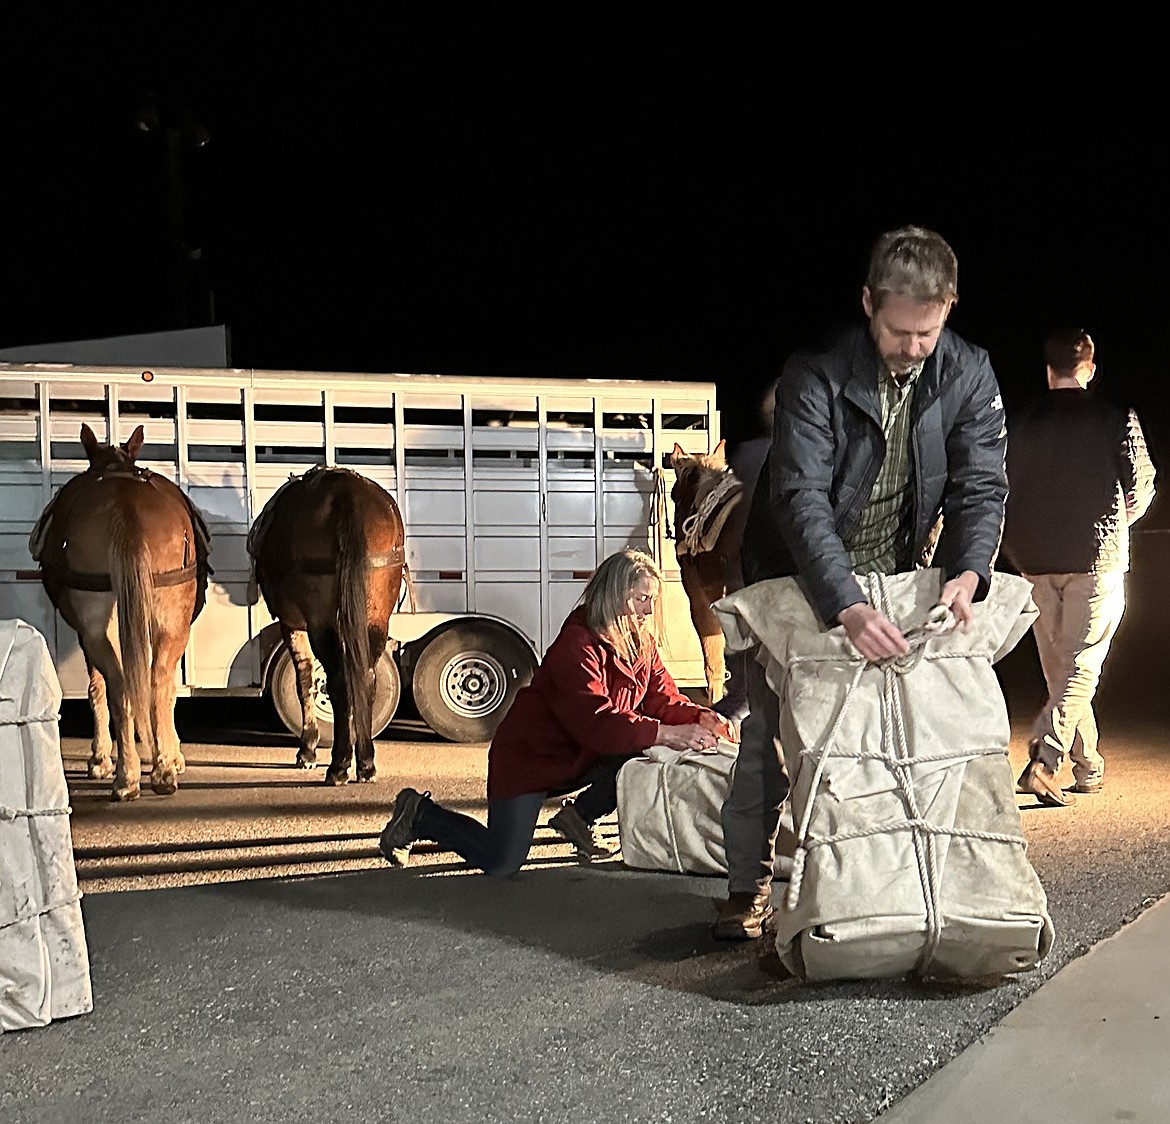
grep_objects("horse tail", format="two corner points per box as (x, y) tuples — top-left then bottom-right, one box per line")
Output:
(109, 506), (155, 745)
(335, 487), (372, 745)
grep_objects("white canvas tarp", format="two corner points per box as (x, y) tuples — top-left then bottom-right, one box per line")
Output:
(0, 619), (93, 1031)
(715, 569), (1054, 982)
(618, 745), (738, 875)
(617, 743), (794, 879)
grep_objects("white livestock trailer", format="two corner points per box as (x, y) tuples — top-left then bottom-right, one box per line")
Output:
(0, 363), (721, 743)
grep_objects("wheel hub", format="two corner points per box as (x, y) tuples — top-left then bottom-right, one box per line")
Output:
(441, 654), (507, 718)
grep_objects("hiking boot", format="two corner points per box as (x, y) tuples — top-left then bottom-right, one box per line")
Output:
(379, 788), (430, 861)
(1017, 759), (1076, 808)
(1073, 776), (1104, 794)
(712, 890), (774, 940)
(548, 801), (615, 860)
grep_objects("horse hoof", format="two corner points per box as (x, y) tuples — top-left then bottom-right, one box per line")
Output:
(111, 786), (140, 803)
(295, 754), (317, 769)
(151, 776), (179, 796)
(357, 768), (377, 783)
(89, 759), (115, 780)
(323, 771), (349, 787)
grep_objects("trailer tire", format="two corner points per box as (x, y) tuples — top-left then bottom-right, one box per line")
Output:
(269, 645), (401, 749)
(412, 622), (537, 743)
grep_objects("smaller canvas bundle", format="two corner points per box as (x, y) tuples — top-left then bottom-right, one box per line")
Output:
(0, 619), (93, 1031)
(715, 570), (1055, 982)
(617, 744), (794, 878)
(617, 744), (738, 875)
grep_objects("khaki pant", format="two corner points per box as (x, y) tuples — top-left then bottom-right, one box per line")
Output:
(1026, 570), (1126, 786)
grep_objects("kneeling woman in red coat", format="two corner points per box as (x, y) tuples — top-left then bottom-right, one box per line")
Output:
(378, 548), (735, 875)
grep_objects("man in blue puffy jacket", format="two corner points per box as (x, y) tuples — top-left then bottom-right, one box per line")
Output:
(714, 226), (1009, 940)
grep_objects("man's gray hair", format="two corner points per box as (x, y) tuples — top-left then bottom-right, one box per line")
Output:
(866, 226), (959, 310)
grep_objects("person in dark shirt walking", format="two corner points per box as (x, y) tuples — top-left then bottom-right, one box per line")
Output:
(1003, 328), (1156, 807)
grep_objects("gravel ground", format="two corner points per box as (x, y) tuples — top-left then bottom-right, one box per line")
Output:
(3, 691), (1168, 1123)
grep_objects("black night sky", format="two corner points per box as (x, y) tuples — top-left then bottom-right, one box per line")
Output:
(6, 12), (1170, 521)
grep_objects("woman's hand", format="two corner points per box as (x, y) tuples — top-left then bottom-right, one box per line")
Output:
(698, 710), (738, 744)
(656, 722), (721, 752)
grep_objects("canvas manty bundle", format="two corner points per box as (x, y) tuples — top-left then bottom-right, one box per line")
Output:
(617, 744), (738, 875)
(0, 619), (93, 1031)
(715, 569), (1054, 982)
(617, 743), (794, 879)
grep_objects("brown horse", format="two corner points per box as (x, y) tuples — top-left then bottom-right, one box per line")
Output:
(33, 424), (209, 801)
(669, 440), (747, 708)
(249, 466), (406, 785)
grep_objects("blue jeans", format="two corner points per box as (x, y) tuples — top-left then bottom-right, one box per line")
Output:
(414, 758), (625, 877)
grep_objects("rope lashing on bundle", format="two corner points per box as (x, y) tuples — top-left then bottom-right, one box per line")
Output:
(783, 573), (1027, 973)
(0, 707), (71, 822)
(0, 803), (71, 821)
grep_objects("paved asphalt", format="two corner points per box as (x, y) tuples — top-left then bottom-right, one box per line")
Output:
(3, 656), (1169, 1124)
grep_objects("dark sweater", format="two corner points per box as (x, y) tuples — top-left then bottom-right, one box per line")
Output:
(1001, 389), (1155, 575)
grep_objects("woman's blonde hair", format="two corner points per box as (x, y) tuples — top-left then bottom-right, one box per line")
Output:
(579, 549), (665, 661)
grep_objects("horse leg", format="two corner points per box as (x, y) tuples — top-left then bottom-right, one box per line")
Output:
(679, 559), (727, 705)
(108, 684), (142, 803)
(148, 609), (188, 796)
(285, 625), (320, 768)
(92, 635), (141, 801)
(76, 598), (141, 800)
(84, 653), (115, 779)
(353, 623), (384, 784)
(699, 628), (727, 706)
(313, 628), (354, 786)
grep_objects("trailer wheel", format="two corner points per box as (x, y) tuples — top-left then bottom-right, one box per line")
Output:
(269, 645), (402, 749)
(411, 622), (537, 743)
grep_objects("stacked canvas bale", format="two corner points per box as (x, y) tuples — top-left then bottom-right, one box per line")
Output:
(617, 743), (794, 879)
(0, 619), (93, 1031)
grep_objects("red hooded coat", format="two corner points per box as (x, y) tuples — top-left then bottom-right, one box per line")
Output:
(486, 608), (705, 801)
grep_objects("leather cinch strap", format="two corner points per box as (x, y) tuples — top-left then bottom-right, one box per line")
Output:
(295, 545), (405, 575)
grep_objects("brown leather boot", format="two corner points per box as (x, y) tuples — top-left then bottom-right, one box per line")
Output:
(712, 890), (774, 940)
(1017, 757), (1076, 808)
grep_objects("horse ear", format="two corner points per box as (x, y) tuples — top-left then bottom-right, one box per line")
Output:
(711, 439), (727, 466)
(670, 442), (687, 468)
(80, 424), (99, 460)
(125, 425), (146, 460)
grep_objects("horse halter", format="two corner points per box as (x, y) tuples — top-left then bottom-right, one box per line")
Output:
(677, 468), (743, 557)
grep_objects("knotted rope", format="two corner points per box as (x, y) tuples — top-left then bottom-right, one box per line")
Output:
(677, 470), (742, 556)
(0, 803), (71, 821)
(783, 574), (1027, 976)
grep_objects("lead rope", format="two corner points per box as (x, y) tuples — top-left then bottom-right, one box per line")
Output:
(654, 469), (674, 541)
(400, 561), (418, 613)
